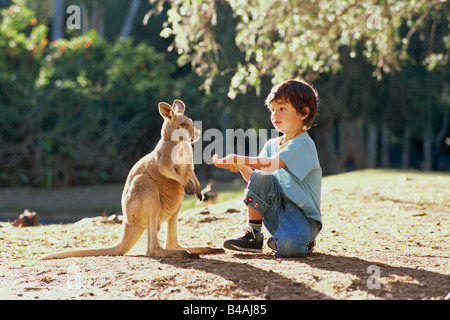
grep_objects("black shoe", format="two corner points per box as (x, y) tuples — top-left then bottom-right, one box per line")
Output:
(224, 228), (264, 253)
(307, 240), (316, 253)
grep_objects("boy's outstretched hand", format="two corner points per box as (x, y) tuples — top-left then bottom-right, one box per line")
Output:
(213, 154), (241, 172)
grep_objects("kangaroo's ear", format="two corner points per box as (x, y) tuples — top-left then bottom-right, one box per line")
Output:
(172, 99), (185, 114)
(158, 102), (175, 121)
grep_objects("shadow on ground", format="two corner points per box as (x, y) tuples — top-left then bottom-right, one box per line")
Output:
(156, 251), (449, 299)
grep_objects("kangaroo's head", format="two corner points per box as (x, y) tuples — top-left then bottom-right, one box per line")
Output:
(158, 99), (201, 144)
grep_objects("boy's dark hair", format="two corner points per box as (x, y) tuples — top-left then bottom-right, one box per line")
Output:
(265, 79), (319, 130)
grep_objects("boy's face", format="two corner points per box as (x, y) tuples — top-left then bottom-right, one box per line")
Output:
(268, 99), (308, 135)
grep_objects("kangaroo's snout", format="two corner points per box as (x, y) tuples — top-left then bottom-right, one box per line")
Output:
(192, 126), (201, 143)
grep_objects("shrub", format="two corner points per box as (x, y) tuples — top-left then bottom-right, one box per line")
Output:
(0, 2), (188, 187)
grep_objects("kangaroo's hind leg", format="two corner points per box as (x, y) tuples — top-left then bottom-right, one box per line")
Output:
(144, 191), (194, 258)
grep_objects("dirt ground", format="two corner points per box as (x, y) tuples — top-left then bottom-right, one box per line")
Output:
(0, 170), (449, 300)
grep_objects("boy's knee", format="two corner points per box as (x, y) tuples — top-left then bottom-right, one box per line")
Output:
(276, 236), (308, 257)
(249, 170), (276, 185)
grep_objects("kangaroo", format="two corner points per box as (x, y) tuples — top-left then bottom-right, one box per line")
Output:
(41, 99), (224, 259)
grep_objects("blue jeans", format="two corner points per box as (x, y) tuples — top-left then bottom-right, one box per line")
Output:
(243, 171), (321, 257)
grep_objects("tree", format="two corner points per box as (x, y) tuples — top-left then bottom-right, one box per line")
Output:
(148, 0), (448, 95)
(146, 0), (449, 173)
(49, 0), (139, 39)
(0, 2), (191, 187)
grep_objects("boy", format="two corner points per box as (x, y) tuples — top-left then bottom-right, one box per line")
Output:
(213, 79), (322, 257)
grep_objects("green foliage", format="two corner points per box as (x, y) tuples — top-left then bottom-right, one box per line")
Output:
(0, 1), (191, 187)
(152, 0), (448, 94)
(150, 0), (449, 173)
(0, 0), (448, 189)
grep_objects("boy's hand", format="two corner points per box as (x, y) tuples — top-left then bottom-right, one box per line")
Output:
(213, 154), (241, 172)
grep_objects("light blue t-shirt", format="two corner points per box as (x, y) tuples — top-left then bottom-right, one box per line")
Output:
(258, 133), (322, 224)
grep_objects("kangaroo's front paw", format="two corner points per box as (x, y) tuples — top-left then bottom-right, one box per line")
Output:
(196, 190), (203, 201)
(184, 183), (194, 195)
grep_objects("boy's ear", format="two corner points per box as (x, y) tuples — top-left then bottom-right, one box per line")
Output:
(300, 106), (310, 120)
(172, 99), (186, 115)
(158, 102), (175, 121)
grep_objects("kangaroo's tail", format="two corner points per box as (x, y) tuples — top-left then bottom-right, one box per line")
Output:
(40, 222), (144, 260)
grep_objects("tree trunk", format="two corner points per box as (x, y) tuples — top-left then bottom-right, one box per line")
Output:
(337, 121), (348, 172)
(326, 127), (338, 174)
(366, 124), (378, 168)
(90, 7), (105, 37)
(401, 129), (411, 169)
(315, 124), (333, 175)
(348, 126), (366, 170)
(120, 0), (141, 39)
(97, 9), (105, 37)
(423, 78), (434, 171)
(52, 0), (64, 40)
(380, 124), (390, 168)
(435, 84), (449, 152)
(80, 2), (89, 34)
(423, 129), (433, 171)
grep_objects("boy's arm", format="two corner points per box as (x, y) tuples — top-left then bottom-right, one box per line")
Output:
(213, 154), (285, 173)
(236, 154), (286, 172)
(238, 165), (253, 182)
(212, 155), (254, 181)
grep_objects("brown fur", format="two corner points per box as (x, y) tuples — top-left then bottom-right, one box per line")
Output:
(40, 100), (224, 259)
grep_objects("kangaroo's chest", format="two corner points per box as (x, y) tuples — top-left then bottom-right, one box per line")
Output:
(171, 142), (193, 177)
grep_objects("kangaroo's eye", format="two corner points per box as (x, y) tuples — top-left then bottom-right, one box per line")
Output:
(179, 123), (187, 127)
